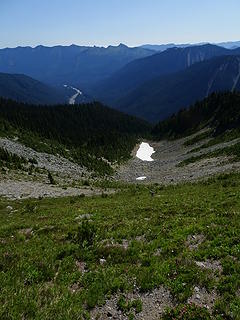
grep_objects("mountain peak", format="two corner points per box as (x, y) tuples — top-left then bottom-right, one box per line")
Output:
(118, 43), (128, 48)
(107, 43), (128, 49)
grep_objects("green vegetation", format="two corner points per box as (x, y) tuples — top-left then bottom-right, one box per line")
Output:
(0, 146), (27, 170)
(0, 72), (67, 105)
(151, 91), (240, 167)
(0, 146), (38, 172)
(184, 130), (213, 146)
(189, 129), (240, 154)
(0, 98), (151, 175)
(1, 91), (240, 318)
(152, 91), (240, 139)
(47, 171), (55, 185)
(1, 173), (240, 319)
(117, 296), (142, 315)
(179, 141), (240, 167)
(162, 304), (211, 320)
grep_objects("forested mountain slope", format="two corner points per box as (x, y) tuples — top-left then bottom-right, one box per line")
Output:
(0, 73), (67, 105)
(152, 91), (240, 138)
(0, 98), (151, 174)
(92, 44), (240, 106)
(116, 55), (240, 122)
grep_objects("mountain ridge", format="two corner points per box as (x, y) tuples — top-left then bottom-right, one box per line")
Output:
(115, 55), (240, 122)
(0, 44), (154, 90)
(91, 44), (240, 106)
(140, 40), (240, 51)
(152, 91), (240, 139)
(0, 72), (68, 105)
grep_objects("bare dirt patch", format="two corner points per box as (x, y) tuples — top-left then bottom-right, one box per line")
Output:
(90, 286), (174, 320)
(195, 260), (223, 273)
(75, 261), (87, 274)
(188, 286), (218, 313)
(18, 228), (33, 238)
(0, 180), (113, 200)
(101, 238), (130, 251)
(186, 234), (205, 251)
(69, 282), (82, 294)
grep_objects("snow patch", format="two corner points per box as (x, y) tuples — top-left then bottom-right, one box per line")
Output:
(136, 142), (155, 161)
(136, 176), (147, 181)
(63, 85), (83, 105)
(232, 58), (240, 92)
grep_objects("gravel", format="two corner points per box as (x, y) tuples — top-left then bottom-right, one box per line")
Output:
(116, 133), (240, 184)
(0, 137), (114, 199)
(195, 260), (223, 273)
(186, 234), (205, 251)
(188, 286), (218, 312)
(0, 180), (108, 200)
(0, 137), (87, 179)
(90, 286), (174, 320)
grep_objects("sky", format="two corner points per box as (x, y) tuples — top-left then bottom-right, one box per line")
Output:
(1, 0), (240, 48)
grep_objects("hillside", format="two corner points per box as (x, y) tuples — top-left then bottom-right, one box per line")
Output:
(152, 91), (240, 139)
(0, 73), (93, 105)
(116, 91), (240, 184)
(0, 73), (67, 105)
(2, 1), (240, 318)
(116, 55), (240, 122)
(0, 98), (151, 175)
(92, 44), (240, 106)
(1, 171), (240, 319)
(0, 44), (153, 90)
(1, 72), (240, 320)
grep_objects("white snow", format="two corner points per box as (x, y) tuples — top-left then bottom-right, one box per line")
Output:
(136, 142), (155, 161)
(136, 176), (147, 181)
(63, 85), (83, 105)
(232, 58), (240, 92)
(69, 87), (83, 105)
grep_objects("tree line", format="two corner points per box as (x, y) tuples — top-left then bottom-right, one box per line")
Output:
(0, 98), (151, 175)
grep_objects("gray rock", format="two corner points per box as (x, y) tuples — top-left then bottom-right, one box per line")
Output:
(115, 131), (240, 185)
(100, 258), (107, 265)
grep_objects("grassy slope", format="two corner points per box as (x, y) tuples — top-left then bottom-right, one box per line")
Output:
(179, 141), (240, 167)
(152, 92), (240, 168)
(1, 173), (240, 319)
(178, 128), (240, 167)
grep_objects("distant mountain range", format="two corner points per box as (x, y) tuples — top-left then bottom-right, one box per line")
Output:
(1, 42), (240, 122)
(116, 55), (240, 122)
(217, 41), (240, 49)
(91, 45), (240, 108)
(141, 41), (240, 52)
(0, 44), (153, 90)
(141, 43), (200, 52)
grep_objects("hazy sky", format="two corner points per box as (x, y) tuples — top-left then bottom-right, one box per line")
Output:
(1, 0), (240, 48)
